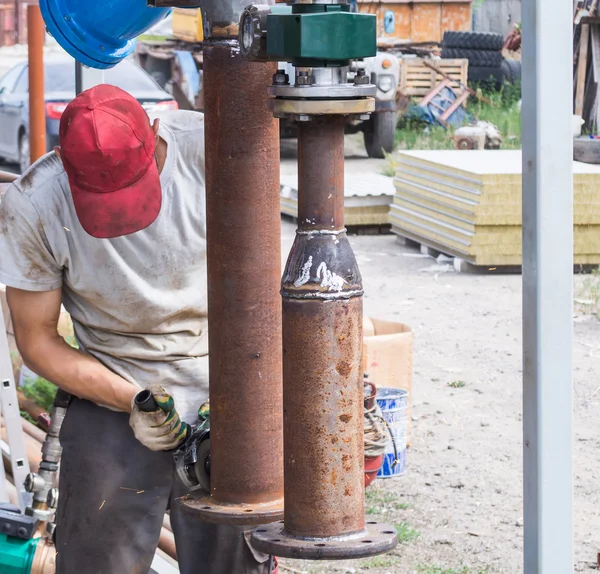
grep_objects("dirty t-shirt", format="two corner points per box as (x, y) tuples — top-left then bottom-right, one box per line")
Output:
(0, 110), (207, 423)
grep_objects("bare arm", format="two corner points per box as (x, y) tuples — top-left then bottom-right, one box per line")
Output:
(7, 287), (137, 412)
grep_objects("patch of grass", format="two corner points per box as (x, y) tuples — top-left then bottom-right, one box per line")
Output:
(21, 376), (57, 412)
(381, 151), (400, 177)
(395, 521), (420, 543)
(576, 269), (600, 317)
(365, 488), (410, 514)
(360, 555), (401, 569)
(447, 380), (466, 389)
(395, 81), (522, 152)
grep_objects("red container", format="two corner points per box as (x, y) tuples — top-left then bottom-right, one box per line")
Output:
(364, 454), (384, 488)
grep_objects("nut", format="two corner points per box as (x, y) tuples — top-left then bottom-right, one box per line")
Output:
(295, 114), (311, 122)
(354, 68), (370, 85)
(273, 69), (290, 85)
(296, 71), (312, 86)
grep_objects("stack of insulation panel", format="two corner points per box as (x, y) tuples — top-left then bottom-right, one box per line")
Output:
(389, 150), (600, 266)
(281, 166), (395, 227)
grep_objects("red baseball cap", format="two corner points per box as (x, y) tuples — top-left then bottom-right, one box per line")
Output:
(59, 84), (161, 239)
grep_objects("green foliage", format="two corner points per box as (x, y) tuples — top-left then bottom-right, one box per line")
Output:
(447, 380), (466, 389)
(19, 410), (36, 425)
(395, 81), (522, 152)
(381, 150), (400, 177)
(395, 521), (420, 543)
(365, 487), (410, 514)
(576, 270), (600, 317)
(22, 376), (57, 412)
(360, 554), (401, 569)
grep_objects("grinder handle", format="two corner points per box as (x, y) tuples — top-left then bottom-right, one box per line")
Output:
(135, 389), (159, 412)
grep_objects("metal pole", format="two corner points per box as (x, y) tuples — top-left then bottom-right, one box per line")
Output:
(75, 62), (105, 95)
(283, 117), (365, 539)
(178, 38), (284, 525)
(27, 4), (45, 165)
(522, 0), (573, 571)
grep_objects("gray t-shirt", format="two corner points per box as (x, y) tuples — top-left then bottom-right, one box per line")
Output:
(0, 110), (208, 423)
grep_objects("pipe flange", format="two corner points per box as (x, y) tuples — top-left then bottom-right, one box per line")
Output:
(250, 520), (399, 560)
(269, 97), (375, 117)
(177, 492), (284, 526)
(268, 83), (376, 99)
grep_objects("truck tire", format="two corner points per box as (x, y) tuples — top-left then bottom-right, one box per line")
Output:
(468, 65), (506, 89)
(501, 59), (521, 84)
(442, 31), (504, 51)
(364, 111), (397, 159)
(441, 48), (503, 68)
(574, 137), (600, 164)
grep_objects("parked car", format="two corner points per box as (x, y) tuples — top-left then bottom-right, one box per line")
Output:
(0, 55), (178, 173)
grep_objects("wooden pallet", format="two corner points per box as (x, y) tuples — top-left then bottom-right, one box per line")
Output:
(399, 58), (468, 97)
(394, 231), (599, 274)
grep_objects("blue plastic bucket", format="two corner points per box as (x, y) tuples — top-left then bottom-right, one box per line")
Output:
(376, 388), (408, 478)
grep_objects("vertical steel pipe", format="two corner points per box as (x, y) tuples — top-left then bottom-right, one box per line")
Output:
(198, 41), (283, 511)
(27, 4), (46, 165)
(282, 116), (365, 538)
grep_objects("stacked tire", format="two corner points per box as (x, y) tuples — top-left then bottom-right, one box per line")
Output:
(441, 31), (510, 88)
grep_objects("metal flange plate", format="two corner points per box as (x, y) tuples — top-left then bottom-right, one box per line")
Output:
(268, 84), (376, 99)
(177, 492), (284, 526)
(250, 520), (399, 560)
(268, 97), (375, 116)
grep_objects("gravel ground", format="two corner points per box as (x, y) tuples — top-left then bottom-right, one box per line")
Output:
(279, 208), (600, 574)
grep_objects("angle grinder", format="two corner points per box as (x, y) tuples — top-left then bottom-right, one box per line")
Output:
(134, 390), (211, 492)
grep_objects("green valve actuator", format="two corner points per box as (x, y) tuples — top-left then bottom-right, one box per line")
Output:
(0, 534), (38, 574)
(240, 3), (376, 66)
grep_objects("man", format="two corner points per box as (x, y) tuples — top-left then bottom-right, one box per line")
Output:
(0, 84), (272, 573)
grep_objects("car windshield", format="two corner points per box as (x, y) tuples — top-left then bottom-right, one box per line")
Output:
(45, 60), (160, 93)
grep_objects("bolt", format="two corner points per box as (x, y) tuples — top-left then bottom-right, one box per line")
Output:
(359, 114), (371, 121)
(46, 522), (56, 536)
(47, 488), (59, 509)
(18, 527), (27, 538)
(273, 69), (290, 85)
(354, 68), (370, 85)
(296, 71), (312, 86)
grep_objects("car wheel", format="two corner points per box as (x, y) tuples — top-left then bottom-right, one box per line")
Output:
(19, 133), (30, 174)
(364, 111), (397, 159)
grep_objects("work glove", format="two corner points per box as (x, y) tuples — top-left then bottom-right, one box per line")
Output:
(129, 384), (189, 452)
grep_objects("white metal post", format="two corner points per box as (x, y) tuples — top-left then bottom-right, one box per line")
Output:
(522, 0), (574, 572)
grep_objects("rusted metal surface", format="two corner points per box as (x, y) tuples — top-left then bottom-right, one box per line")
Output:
(252, 520), (398, 559)
(282, 297), (364, 537)
(27, 5), (46, 164)
(281, 117), (365, 538)
(179, 39), (283, 521)
(298, 117), (346, 231)
(179, 493), (284, 525)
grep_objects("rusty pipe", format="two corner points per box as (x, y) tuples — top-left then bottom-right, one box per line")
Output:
(205, 42), (282, 505)
(27, 4), (46, 165)
(178, 40), (283, 523)
(281, 117), (365, 538)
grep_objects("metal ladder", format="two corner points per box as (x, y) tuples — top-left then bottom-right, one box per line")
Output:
(0, 302), (32, 510)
